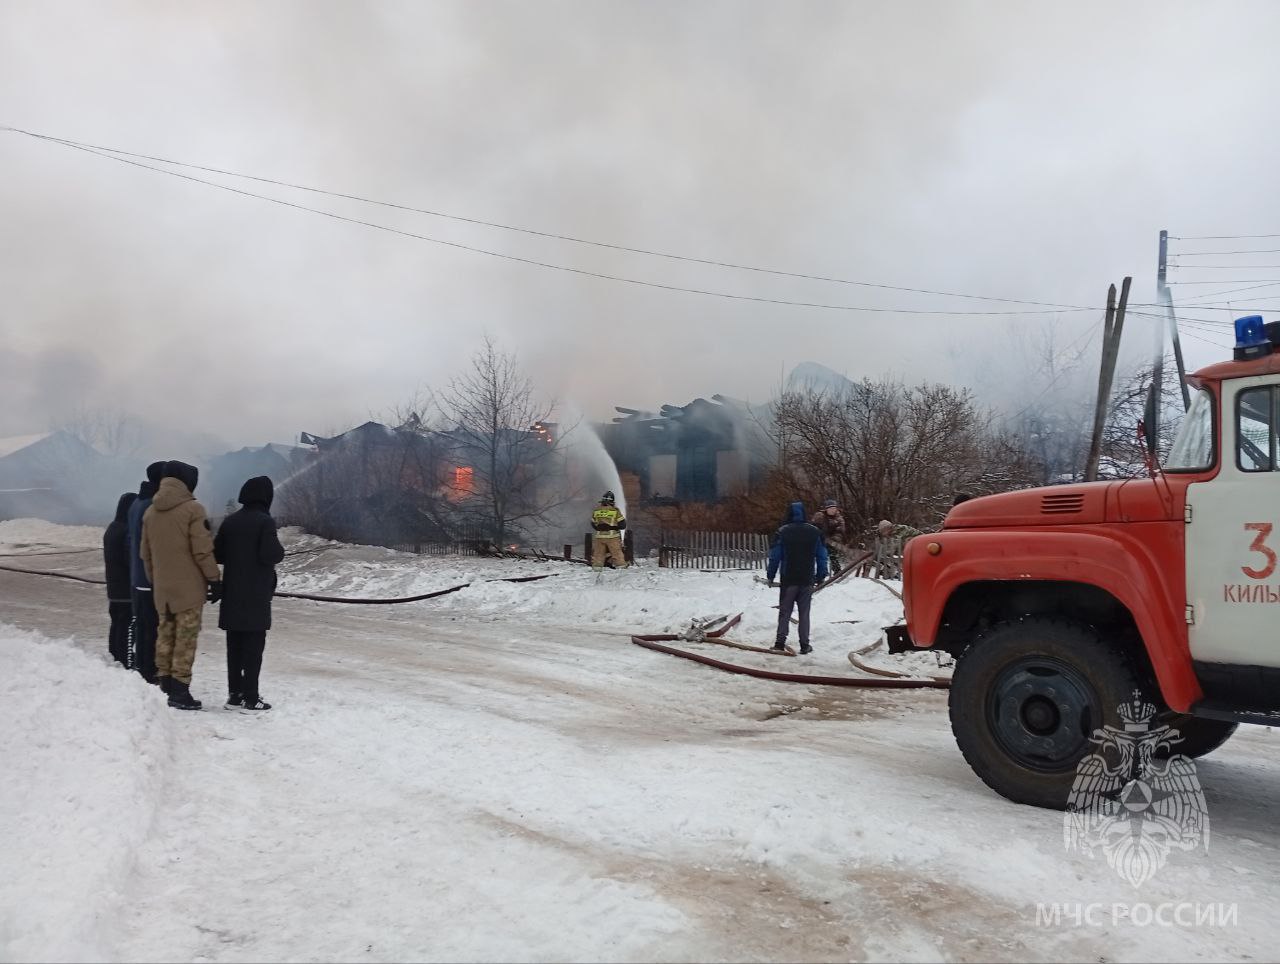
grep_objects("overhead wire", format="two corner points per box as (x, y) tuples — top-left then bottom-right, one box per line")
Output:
(1171, 234), (1280, 241)
(2, 130), (1117, 318)
(0, 124), (1135, 317)
(1166, 279), (1280, 285)
(0, 126), (1257, 340)
(1162, 242), (1280, 334)
(1172, 283), (1280, 301)
(1174, 249), (1280, 256)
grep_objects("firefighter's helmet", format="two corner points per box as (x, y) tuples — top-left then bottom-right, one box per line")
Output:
(602, 491), (616, 505)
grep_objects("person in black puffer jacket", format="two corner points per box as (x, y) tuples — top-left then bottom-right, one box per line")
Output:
(213, 476), (285, 711)
(103, 492), (138, 666)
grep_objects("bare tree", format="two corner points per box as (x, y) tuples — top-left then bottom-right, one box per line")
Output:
(54, 404), (143, 457)
(438, 338), (570, 545)
(771, 378), (1040, 537)
(950, 317), (1100, 483)
(1097, 355), (1184, 478)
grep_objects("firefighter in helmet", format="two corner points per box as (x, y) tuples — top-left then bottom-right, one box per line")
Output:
(591, 491), (628, 570)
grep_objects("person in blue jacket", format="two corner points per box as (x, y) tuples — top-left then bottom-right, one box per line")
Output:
(766, 501), (829, 655)
(126, 460), (166, 682)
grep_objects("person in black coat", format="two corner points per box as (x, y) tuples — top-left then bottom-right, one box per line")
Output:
(103, 492), (138, 666)
(213, 476), (285, 711)
(127, 460), (167, 682)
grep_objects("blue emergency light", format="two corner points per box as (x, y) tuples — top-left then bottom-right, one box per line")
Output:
(1234, 315), (1273, 361)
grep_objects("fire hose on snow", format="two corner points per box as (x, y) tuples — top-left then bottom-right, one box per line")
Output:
(4, 559), (943, 688)
(631, 595), (951, 689)
(0, 562), (559, 603)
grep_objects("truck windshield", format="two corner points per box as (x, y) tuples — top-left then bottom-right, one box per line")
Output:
(1166, 388), (1214, 471)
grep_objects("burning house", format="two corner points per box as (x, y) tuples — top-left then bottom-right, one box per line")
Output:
(601, 395), (771, 506)
(277, 422), (449, 547)
(283, 420), (565, 549)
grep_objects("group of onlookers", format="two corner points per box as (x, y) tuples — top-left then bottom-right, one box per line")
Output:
(102, 461), (283, 712)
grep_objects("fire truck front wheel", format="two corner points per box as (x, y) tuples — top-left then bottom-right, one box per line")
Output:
(949, 618), (1148, 810)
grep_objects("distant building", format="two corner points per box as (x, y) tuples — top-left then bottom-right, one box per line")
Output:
(206, 442), (313, 516)
(601, 395), (769, 505)
(0, 431), (131, 523)
(286, 421), (560, 547)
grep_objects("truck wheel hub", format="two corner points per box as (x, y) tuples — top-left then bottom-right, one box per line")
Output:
(1021, 695), (1059, 734)
(989, 660), (1097, 773)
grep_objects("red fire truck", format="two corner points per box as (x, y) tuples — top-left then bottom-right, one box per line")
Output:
(895, 315), (1280, 808)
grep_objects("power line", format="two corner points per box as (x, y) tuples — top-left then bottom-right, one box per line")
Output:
(1171, 234), (1280, 241)
(1169, 264), (1280, 269)
(1173, 248), (1280, 256)
(1000, 317), (1232, 425)
(1175, 281), (1280, 301)
(1, 124), (1117, 315)
(1156, 303), (1280, 312)
(1172, 280), (1280, 299)
(0, 126), (1260, 333)
(1167, 279), (1280, 285)
(0, 130), (1119, 318)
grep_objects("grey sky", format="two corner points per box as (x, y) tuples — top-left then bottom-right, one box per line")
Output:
(2, 1), (1278, 449)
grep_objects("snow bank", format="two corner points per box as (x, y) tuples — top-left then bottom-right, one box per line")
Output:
(0, 626), (173, 961)
(0, 519), (103, 551)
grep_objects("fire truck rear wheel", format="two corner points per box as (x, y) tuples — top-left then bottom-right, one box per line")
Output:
(1157, 715), (1238, 759)
(949, 618), (1149, 810)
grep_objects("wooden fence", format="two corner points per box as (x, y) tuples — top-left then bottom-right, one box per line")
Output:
(394, 540), (487, 558)
(390, 527), (498, 558)
(658, 529), (771, 570)
(851, 535), (907, 579)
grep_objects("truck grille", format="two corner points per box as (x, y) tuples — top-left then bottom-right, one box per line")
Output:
(1040, 492), (1085, 515)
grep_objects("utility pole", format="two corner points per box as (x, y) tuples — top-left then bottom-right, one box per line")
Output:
(1157, 229), (1193, 411)
(1085, 278), (1130, 482)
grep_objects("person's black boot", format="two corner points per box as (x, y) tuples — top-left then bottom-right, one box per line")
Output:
(156, 676), (173, 697)
(770, 643), (787, 653)
(225, 693), (244, 709)
(799, 644), (813, 655)
(167, 681), (202, 711)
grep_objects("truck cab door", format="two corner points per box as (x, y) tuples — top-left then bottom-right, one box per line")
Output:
(1185, 375), (1280, 679)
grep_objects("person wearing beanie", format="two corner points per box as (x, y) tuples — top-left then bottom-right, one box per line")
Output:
(213, 476), (285, 712)
(125, 461), (166, 681)
(809, 498), (849, 575)
(141, 461), (221, 710)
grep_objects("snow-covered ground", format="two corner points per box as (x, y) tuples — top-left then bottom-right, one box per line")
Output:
(271, 526), (927, 679)
(0, 517), (104, 551)
(2, 520), (1279, 963)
